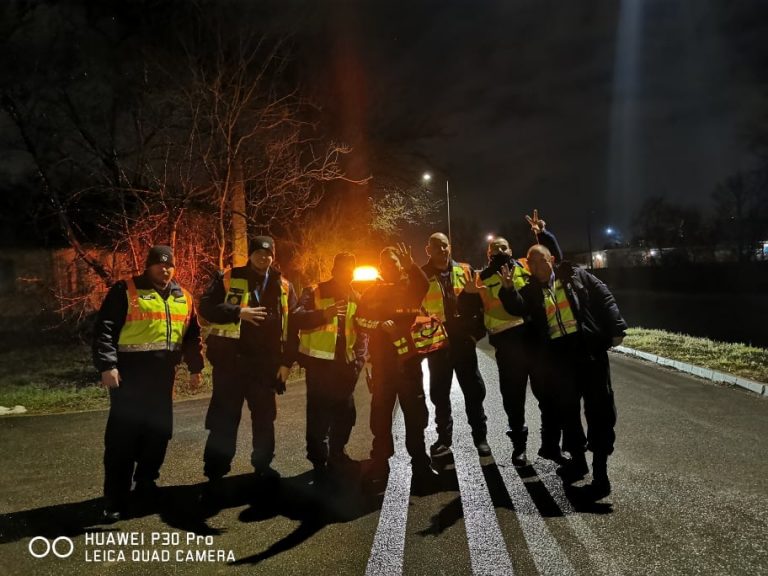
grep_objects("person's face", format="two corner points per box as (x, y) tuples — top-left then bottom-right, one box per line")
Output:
(488, 239), (512, 258)
(379, 251), (403, 282)
(332, 259), (355, 286)
(249, 249), (273, 272)
(146, 263), (174, 287)
(426, 235), (451, 266)
(528, 250), (553, 283)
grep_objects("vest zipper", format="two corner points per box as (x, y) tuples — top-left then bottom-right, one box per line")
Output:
(164, 297), (172, 350)
(547, 285), (568, 336)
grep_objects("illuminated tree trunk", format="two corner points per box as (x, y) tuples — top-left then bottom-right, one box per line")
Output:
(231, 161), (248, 267)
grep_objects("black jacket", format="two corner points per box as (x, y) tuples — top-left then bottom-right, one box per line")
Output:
(479, 228), (563, 282)
(355, 264), (430, 366)
(92, 274), (204, 373)
(199, 264), (298, 369)
(290, 279), (368, 369)
(498, 262), (628, 352)
(421, 259), (485, 341)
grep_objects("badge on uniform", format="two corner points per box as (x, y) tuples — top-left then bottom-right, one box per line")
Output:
(140, 294), (156, 300)
(228, 295), (242, 305)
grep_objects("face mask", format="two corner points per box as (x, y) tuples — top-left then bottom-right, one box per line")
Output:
(490, 252), (509, 266)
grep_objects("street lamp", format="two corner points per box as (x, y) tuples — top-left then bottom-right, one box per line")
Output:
(422, 172), (451, 242)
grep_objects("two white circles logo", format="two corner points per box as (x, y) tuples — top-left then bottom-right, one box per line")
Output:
(28, 536), (74, 558)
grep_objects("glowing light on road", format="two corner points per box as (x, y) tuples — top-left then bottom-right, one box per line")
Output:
(422, 172), (432, 182)
(606, 227), (614, 235)
(353, 266), (379, 282)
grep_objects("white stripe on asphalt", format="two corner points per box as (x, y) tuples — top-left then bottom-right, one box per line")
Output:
(434, 362), (517, 576)
(491, 446), (579, 576)
(365, 404), (411, 576)
(477, 347), (621, 576)
(474, 353), (578, 576)
(533, 463), (624, 576)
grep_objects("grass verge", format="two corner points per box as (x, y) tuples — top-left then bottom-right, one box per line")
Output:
(0, 343), (215, 415)
(623, 327), (768, 384)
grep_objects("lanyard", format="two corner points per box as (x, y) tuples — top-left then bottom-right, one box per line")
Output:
(253, 269), (270, 305)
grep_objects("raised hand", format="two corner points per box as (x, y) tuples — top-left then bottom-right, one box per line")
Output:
(463, 271), (486, 294)
(499, 264), (514, 289)
(525, 209), (546, 234)
(395, 242), (414, 268)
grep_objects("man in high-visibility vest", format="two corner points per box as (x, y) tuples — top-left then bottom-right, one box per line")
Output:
(199, 236), (298, 496)
(471, 211), (565, 466)
(421, 232), (490, 460)
(498, 244), (627, 499)
(93, 245), (204, 522)
(355, 243), (439, 493)
(291, 252), (368, 485)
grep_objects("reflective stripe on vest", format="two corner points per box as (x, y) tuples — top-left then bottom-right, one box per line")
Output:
(389, 315), (449, 360)
(298, 287), (358, 362)
(479, 264), (529, 334)
(118, 278), (191, 353)
(544, 279), (579, 339)
(422, 263), (471, 322)
(207, 271), (249, 339)
(207, 269), (290, 342)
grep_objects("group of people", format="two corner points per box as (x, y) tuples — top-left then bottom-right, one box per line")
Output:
(92, 212), (627, 522)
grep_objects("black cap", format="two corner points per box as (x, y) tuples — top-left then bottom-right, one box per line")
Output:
(332, 252), (356, 269)
(145, 245), (175, 267)
(248, 235), (275, 256)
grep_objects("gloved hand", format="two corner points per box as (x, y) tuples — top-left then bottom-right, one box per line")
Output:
(274, 365), (290, 394)
(273, 379), (287, 394)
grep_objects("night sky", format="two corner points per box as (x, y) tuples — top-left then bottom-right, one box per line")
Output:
(2, 0), (768, 252)
(294, 0), (768, 249)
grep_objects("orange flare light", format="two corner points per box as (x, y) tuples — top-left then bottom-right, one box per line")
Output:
(353, 266), (379, 282)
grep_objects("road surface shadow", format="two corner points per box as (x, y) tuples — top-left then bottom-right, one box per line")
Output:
(0, 482), (221, 545)
(228, 469), (384, 565)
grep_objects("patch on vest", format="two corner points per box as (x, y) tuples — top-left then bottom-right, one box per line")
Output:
(228, 294), (242, 305)
(140, 294), (156, 300)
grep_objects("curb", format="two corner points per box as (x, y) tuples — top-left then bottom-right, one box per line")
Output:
(613, 346), (767, 397)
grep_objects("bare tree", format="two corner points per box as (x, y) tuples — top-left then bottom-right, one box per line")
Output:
(712, 172), (768, 262)
(172, 13), (364, 270)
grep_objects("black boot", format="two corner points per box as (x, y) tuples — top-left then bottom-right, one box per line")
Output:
(507, 428), (529, 466)
(557, 451), (588, 482)
(537, 444), (571, 466)
(588, 454), (611, 499)
(411, 461), (439, 495)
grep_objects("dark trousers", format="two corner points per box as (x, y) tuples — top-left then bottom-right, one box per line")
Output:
(426, 334), (487, 445)
(543, 339), (618, 456)
(203, 361), (277, 479)
(369, 357), (429, 467)
(103, 360), (175, 504)
(492, 328), (560, 447)
(305, 358), (359, 466)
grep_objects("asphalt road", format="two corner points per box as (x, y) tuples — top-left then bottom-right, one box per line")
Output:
(1, 347), (766, 576)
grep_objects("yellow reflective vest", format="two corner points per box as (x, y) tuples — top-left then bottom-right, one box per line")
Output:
(298, 285), (358, 362)
(479, 260), (529, 335)
(543, 279), (579, 339)
(422, 262), (472, 322)
(117, 278), (192, 352)
(207, 268), (289, 342)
